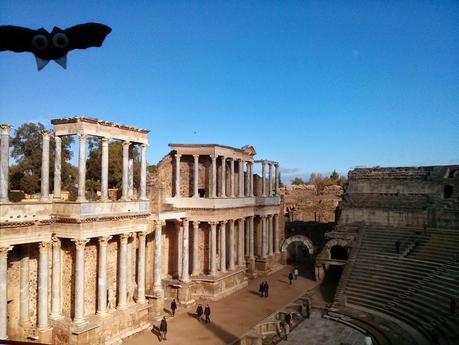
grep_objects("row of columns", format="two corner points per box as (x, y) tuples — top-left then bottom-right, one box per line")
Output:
(0, 125), (148, 203)
(258, 160), (280, 197)
(174, 154), (255, 198)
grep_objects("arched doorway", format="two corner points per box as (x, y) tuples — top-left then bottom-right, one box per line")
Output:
(281, 235), (315, 278)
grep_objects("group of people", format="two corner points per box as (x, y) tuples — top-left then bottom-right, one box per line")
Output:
(277, 313), (293, 341)
(259, 281), (270, 297)
(195, 303), (211, 323)
(288, 267), (299, 284)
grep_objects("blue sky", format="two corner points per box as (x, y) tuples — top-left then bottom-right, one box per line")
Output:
(1, 1), (458, 183)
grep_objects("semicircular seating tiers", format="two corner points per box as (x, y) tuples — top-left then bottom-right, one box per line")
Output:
(331, 225), (459, 345)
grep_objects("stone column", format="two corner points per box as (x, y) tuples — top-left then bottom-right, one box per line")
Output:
(209, 221), (217, 276)
(245, 162), (250, 197)
(268, 162), (273, 196)
(53, 135), (62, 200)
(140, 144), (147, 200)
(174, 153), (181, 197)
(245, 218), (250, 257)
(177, 222), (183, 279)
(0, 246), (12, 339)
(100, 137), (109, 201)
(230, 159), (235, 197)
(220, 156), (226, 197)
(0, 125), (12, 203)
(77, 134), (87, 202)
(274, 214), (280, 253)
(19, 246), (30, 323)
(238, 218), (245, 266)
(249, 217), (255, 259)
(40, 131), (51, 201)
(274, 163), (279, 195)
(128, 145), (134, 199)
(238, 160), (244, 197)
(118, 234), (129, 309)
(121, 141), (130, 200)
(126, 234), (133, 301)
(137, 232), (146, 303)
(181, 220), (190, 282)
(261, 216), (267, 258)
(38, 242), (50, 329)
(97, 236), (111, 315)
(211, 155), (217, 198)
(267, 215), (273, 256)
(261, 161), (266, 197)
(154, 221), (164, 292)
(219, 221), (227, 272)
(73, 239), (89, 323)
(228, 220), (235, 270)
(191, 221), (200, 276)
(193, 154), (199, 198)
(50, 237), (61, 319)
(249, 163), (254, 197)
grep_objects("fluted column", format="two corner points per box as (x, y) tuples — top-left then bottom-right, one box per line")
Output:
(237, 218), (245, 266)
(267, 215), (273, 256)
(97, 236), (111, 315)
(228, 220), (235, 270)
(77, 134), (87, 202)
(220, 156), (226, 197)
(73, 239), (89, 323)
(50, 237), (62, 319)
(128, 145), (134, 199)
(177, 222), (183, 279)
(118, 234), (129, 309)
(238, 160), (244, 197)
(137, 232), (147, 303)
(53, 135), (62, 200)
(0, 125), (12, 203)
(193, 154), (199, 198)
(274, 163), (279, 195)
(19, 246), (30, 323)
(121, 141), (130, 200)
(210, 221), (217, 276)
(211, 155), (217, 198)
(261, 216), (267, 258)
(245, 217), (250, 257)
(140, 144), (147, 200)
(174, 153), (181, 197)
(0, 246), (13, 339)
(249, 163), (254, 197)
(274, 214), (280, 253)
(230, 159), (235, 197)
(268, 162), (273, 196)
(154, 221), (164, 292)
(101, 137), (109, 201)
(40, 131), (51, 201)
(126, 234), (132, 299)
(38, 242), (50, 329)
(261, 161), (266, 197)
(249, 216), (255, 259)
(191, 221), (200, 276)
(219, 221), (227, 272)
(181, 220), (190, 282)
(245, 162), (250, 197)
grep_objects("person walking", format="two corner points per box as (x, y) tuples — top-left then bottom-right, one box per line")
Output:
(159, 316), (168, 341)
(196, 304), (203, 321)
(170, 298), (177, 316)
(204, 304), (211, 323)
(264, 281), (269, 297)
(294, 267), (299, 280)
(288, 272), (294, 285)
(259, 282), (265, 297)
(285, 312), (292, 327)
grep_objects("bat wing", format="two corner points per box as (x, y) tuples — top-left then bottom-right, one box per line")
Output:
(64, 23), (111, 51)
(0, 25), (36, 52)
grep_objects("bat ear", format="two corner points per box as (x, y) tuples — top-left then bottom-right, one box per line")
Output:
(55, 55), (67, 69)
(35, 56), (49, 71)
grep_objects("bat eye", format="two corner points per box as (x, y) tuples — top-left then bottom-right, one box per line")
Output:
(52, 32), (69, 49)
(32, 34), (49, 50)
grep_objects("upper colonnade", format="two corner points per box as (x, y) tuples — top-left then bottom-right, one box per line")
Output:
(169, 144), (280, 199)
(0, 117), (149, 205)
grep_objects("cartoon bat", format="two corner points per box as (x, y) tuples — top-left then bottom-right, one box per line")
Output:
(0, 23), (111, 70)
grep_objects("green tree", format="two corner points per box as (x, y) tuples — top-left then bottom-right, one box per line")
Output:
(9, 122), (76, 194)
(330, 170), (339, 180)
(291, 177), (306, 185)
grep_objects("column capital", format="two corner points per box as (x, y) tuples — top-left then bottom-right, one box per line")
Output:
(54, 134), (62, 142)
(0, 246), (13, 257)
(0, 124), (13, 135)
(101, 137), (111, 143)
(72, 239), (89, 249)
(182, 218), (189, 226)
(220, 220), (228, 225)
(137, 231), (147, 240)
(140, 143), (148, 149)
(122, 140), (130, 148)
(192, 154), (199, 159)
(210, 154), (217, 160)
(175, 152), (182, 158)
(77, 133), (87, 141)
(209, 220), (218, 226)
(98, 236), (112, 246)
(120, 233), (130, 244)
(154, 220), (166, 227)
(192, 220), (200, 226)
(40, 130), (52, 138)
(51, 235), (61, 247)
(38, 241), (51, 252)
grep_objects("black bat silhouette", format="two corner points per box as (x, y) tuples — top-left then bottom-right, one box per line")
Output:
(0, 23), (111, 70)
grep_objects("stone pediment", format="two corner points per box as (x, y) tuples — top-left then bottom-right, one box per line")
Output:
(241, 145), (256, 156)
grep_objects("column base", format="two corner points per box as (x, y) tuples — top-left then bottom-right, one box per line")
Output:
(49, 313), (64, 320)
(76, 197), (87, 203)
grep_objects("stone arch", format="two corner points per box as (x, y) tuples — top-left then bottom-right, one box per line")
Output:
(281, 235), (314, 255)
(322, 238), (352, 261)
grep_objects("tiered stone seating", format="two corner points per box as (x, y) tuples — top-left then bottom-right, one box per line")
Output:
(334, 226), (459, 345)
(343, 193), (429, 210)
